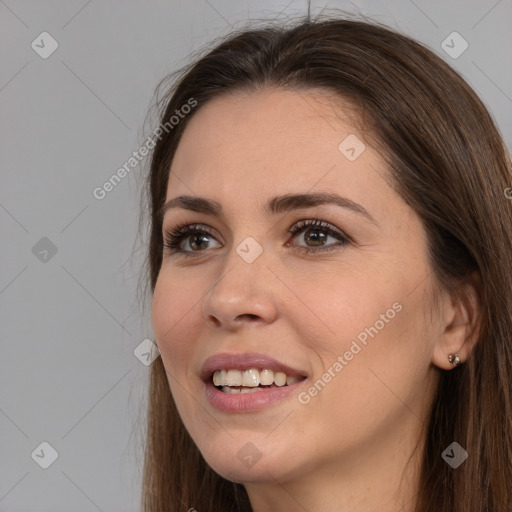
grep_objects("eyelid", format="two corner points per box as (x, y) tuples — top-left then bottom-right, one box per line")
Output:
(162, 218), (348, 239)
(288, 218), (352, 240)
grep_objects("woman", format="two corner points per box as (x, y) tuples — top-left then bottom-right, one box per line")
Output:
(140, 14), (512, 512)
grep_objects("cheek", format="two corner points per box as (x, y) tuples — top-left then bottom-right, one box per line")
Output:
(298, 300), (434, 454)
(320, 285), (434, 413)
(151, 273), (208, 422)
(291, 264), (402, 357)
(151, 272), (204, 371)
(300, 261), (434, 392)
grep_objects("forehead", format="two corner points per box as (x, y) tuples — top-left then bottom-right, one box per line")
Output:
(166, 87), (397, 224)
(173, 87), (363, 166)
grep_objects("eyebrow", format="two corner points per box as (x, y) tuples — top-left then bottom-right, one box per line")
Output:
(157, 192), (377, 225)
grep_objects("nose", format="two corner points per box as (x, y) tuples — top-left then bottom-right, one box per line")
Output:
(201, 250), (279, 331)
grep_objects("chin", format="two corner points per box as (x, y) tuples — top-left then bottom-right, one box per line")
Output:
(198, 441), (301, 485)
(206, 458), (280, 484)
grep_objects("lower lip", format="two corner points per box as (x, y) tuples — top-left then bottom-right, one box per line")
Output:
(203, 379), (305, 413)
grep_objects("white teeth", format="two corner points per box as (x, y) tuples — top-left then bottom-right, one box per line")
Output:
(212, 368), (303, 390)
(286, 375), (299, 385)
(226, 369), (242, 387)
(213, 370), (226, 386)
(259, 369), (274, 385)
(274, 371), (286, 386)
(242, 369), (260, 387)
(222, 386), (240, 394)
(221, 386), (261, 394)
(240, 387), (261, 394)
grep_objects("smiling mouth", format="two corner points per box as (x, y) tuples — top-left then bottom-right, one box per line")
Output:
(212, 368), (307, 394)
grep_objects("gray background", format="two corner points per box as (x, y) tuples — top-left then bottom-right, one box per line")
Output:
(1, 1), (510, 510)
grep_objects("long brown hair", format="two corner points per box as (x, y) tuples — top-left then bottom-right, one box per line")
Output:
(138, 14), (512, 512)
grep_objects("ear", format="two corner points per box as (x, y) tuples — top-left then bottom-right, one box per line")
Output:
(432, 271), (482, 370)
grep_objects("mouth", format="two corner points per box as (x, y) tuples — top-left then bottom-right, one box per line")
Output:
(212, 368), (306, 394)
(200, 352), (308, 411)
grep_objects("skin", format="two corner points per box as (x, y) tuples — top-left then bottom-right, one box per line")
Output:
(151, 88), (480, 512)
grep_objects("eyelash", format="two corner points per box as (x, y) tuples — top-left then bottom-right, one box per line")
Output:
(162, 218), (352, 258)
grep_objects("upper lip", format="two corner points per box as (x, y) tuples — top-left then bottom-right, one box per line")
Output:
(200, 352), (308, 382)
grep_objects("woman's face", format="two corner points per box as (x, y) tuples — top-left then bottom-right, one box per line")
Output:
(152, 88), (445, 487)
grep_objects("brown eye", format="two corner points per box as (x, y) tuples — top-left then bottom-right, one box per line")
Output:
(163, 224), (221, 255)
(287, 219), (351, 253)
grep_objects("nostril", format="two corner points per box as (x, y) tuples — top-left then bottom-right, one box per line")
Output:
(238, 314), (259, 321)
(207, 315), (221, 327)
